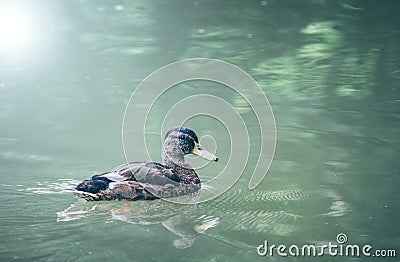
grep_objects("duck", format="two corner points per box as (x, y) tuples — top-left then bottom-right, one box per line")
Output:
(72, 127), (218, 201)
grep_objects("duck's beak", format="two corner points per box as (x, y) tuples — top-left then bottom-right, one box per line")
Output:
(192, 142), (218, 162)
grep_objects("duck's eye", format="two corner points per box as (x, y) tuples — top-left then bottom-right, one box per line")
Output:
(179, 135), (185, 140)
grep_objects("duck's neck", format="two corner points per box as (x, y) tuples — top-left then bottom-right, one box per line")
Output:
(162, 143), (191, 170)
(162, 142), (200, 185)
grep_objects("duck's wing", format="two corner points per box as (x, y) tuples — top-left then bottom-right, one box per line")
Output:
(80, 162), (200, 201)
(100, 162), (200, 199)
(108, 161), (181, 185)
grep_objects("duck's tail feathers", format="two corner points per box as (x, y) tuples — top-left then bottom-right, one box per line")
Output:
(63, 188), (100, 201)
(75, 175), (112, 194)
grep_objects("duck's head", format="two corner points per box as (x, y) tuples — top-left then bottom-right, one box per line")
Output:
(162, 127), (218, 166)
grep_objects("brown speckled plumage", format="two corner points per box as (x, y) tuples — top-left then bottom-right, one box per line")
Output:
(73, 127), (216, 201)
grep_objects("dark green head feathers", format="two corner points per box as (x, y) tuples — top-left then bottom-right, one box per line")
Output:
(165, 126), (199, 143)
(163, 127), (217, 162)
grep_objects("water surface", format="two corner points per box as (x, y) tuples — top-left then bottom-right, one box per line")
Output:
(0, 0), (399, 261)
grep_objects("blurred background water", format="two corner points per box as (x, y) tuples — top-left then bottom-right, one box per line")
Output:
(0, 0), (399, 261)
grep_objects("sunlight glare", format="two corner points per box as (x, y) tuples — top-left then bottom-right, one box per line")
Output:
(0, 5), (37, 53)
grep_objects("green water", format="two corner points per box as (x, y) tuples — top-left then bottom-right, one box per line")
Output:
(1, 1), (399, 261)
